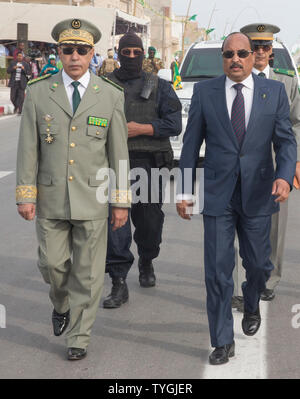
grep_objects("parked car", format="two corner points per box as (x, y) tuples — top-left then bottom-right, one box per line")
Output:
(159, 39), (300, 162)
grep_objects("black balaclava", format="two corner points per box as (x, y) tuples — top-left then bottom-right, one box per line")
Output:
(114, 29), (144, 81)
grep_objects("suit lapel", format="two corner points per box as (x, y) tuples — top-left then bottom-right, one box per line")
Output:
(73, 73), (101, 119)
(49, 71), (73, 117)
(242, 73), (269, 149)
(209, 75), (239, 149)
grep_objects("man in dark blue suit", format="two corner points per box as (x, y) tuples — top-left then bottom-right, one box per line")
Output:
(177, 32), (297, 365)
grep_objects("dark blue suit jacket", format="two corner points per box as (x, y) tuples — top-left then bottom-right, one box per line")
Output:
(179, 73), (297, 217)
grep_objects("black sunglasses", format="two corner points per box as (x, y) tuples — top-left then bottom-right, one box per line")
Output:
(61, 46), (92, 56)
(222, 50), (253, 59)
(120, 48), (144, 57)
(254, 45), (272, 52)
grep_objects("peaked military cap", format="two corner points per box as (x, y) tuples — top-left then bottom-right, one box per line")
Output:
(240, 23), (280, 45)
(51, 18), (101, 47)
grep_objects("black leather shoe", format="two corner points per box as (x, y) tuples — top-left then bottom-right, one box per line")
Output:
(138, 258), (156, 287)
(52, 309), (70, 336)
(260, 288), (275, 301)
(103, 278), (129, 309)
(67, 348), (87, 361)
(209, 342), (235, 365)
(242, 306), (261, 336)
(231, 296), (244, 312)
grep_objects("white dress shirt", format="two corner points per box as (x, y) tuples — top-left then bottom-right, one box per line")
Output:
(225, 73), (254, 128)
(62, 69), (90, 113)
(253, 65), (270, 79)
(177, 74), (255, 202)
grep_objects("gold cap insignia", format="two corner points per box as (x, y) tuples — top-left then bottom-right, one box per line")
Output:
(257, 25), (265, 32)
(71, 19), (81, 29)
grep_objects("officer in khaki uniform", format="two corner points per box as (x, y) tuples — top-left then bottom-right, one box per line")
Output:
(232, 23), (300, 309)
(16, 18), (131, 360)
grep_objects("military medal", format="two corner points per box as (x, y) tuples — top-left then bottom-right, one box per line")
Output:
(43, 114), (55, 144)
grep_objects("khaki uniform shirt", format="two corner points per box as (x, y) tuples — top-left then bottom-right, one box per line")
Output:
(16, 71), (131, 220)
(142, 57), (164, 74)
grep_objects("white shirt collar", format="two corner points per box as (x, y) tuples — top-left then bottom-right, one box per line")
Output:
(62, 69), (90, 89)
(252, 65), (270, 78)
(225, 73), (254, 90)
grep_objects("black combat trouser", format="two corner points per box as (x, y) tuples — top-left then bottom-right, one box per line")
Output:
(10, 81), (25, 113)
(105, 151), (172, 279)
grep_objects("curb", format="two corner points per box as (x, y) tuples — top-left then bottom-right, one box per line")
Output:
(0, 104), (14, 116)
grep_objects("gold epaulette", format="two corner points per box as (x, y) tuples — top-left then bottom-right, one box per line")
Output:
(100, 76), (124, 91)
(110, 189), (132, 204)
(16, 185), (37, 202)
(27, 74), (52, 86)
(273, 68), (295, 78)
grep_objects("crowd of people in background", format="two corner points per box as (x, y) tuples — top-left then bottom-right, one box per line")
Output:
(0, 39), (175, 114)
(1, 40), (171, 82)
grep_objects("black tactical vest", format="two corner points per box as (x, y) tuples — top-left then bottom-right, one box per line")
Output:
(108, 72), (172, 152)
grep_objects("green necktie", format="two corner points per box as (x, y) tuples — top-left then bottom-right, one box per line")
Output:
(71, 81), (81, 114)
(258, 72), (266, 78)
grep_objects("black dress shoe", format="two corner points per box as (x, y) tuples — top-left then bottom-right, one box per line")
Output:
(52, 309), (70, 336)
(260, 288), (275, 301)
(242, 306), (261, 336)
(231, 296), (244, 312)
(138, 258), (156, 287)
(103, 278), (129, 309)
(209, 342), (235, 365)
(67, 348), (87, 361)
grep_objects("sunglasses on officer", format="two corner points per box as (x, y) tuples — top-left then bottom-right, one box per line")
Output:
(222, 49), (253, 59)
(120, 48), (144, 57)
(254, 45), (272, 52)
(60, 46), (92, 56)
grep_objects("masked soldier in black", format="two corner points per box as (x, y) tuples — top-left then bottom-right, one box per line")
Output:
(103, 30), (182, 308)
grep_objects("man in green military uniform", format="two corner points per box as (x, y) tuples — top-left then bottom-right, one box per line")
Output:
(231, 23), (300, 307)
(16, 18), (131, 360)
(142, 46), (164, 75)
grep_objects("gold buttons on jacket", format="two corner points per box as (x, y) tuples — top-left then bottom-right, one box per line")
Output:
(68, 176), (74, 181)
(70, 142), (76, 148)
(71, 126), (76, 131)
(96, 131), (100, 135)
(69, 160), (74, 165)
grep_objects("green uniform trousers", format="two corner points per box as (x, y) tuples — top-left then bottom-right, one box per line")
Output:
(36, 218), (107, 349)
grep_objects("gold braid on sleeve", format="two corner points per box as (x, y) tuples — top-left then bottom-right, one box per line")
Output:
(16, 185), (37, 202)
(110, 189), (132, 204)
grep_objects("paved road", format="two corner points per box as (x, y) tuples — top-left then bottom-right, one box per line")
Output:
(0, 116), (300, 380)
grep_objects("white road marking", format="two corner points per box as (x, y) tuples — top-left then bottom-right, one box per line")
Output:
(0, 115), (17, 122)
(0, 171), (14, 179)
(202, 301), (268, 379)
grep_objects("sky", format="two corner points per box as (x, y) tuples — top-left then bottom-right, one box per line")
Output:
(172, 0), (300, 50)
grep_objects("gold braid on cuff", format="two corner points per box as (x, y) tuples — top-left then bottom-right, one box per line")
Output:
(110, 189), (132, 204)
(16, 185), (37, 202)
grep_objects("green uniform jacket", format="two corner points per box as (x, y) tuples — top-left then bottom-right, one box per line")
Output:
(16, 71), (131, 220)
(270, 69), (300, 161)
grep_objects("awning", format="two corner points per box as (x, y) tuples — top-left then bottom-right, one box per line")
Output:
(0, 2), (115, 54)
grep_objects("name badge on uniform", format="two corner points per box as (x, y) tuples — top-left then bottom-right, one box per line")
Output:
(87, 116), (108, 128)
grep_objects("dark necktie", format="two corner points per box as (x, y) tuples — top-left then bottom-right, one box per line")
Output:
(71, 81), (81, 114)
(231, 83), (246, 147)
(258, 72), (266, 78)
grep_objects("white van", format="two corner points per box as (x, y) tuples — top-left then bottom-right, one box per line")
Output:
(159, 39), (300, 162)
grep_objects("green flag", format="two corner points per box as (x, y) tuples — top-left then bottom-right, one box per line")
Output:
(173, 62), (182, 90)
(189, 14), (197, 21)
(206, 28), (215, 34)
(137, 0), (145, 5)
(221, 35), (227, 40)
